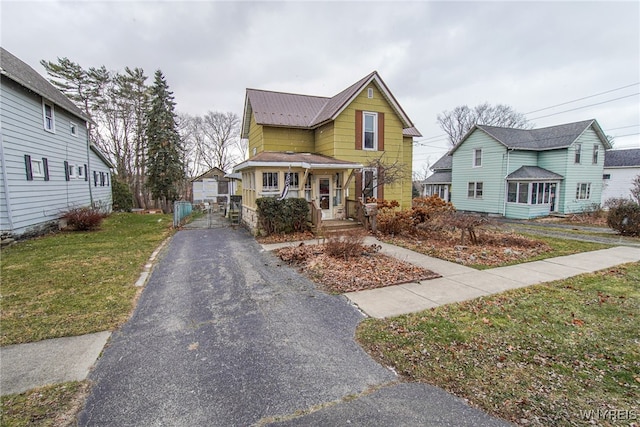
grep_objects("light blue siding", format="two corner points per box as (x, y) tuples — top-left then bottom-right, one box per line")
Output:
(451, 131), (507, 214)
(1, 75), (112, 237)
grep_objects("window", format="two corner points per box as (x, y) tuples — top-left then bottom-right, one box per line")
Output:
(285, 172), (300, 189)
(68, 163), (77, 179)
(77, 165), (84, 179)
(576, 182), (591, 200)
(363, 168), (377, 200)
(363, 112), (377, 150)
(367, 88), (373, 98)
(574, 143), (582, 164)
(334, 172), (343, 205)
(43, 102), (55, 132)
(262, 172), (278, 191)
(467, 181), (483, 199)
(603, 174), (611, 180)
(70, 122), (77, 136)
(31, 158), (44, 178)
(592, 144), (599, 164)
(304, 174), (312, 202)
(509, 182), (554, 204)
(473, 148), (482, 167)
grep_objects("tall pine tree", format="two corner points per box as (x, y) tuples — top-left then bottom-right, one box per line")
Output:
(146, 70), (184, 213)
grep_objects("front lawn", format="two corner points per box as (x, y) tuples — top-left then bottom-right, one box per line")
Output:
(0, 213), (173, 346)
(357, 262), (640, 426)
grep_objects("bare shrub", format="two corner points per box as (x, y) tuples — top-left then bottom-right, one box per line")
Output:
(440, 212), (492, 245)
(324, 229), (366, 260)
(61, 207), (105, 231)
(377, 208), (413, 236)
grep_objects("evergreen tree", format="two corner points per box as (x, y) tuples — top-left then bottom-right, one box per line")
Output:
(145, 70), (184, 213)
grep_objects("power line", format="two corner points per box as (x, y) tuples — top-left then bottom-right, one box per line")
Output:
(524, 82), (640, 115)
(529, 92), (639, 120)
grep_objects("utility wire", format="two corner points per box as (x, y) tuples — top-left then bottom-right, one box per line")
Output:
(524, 82), (640, 114)
(529, 92), (639, 120)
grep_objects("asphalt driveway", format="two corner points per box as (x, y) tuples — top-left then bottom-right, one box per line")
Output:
(78, 223), (510, 426)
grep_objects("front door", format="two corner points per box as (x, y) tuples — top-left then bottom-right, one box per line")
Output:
(318, 176), (333, 219)
(549, 183), (558, 212)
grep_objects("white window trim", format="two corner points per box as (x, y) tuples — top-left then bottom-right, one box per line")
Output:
(68, 163), (78, 179)
(367, 88), (374, 98)
(362, 111), (378, 151)
(31, 158), (44, 178)
(592, 144), (599, 164)
(576, 182), (591, 200)
(262, 172), (279, 192)
(467, 181), (483, 199)
(70, 121), (78, 136)
(574, 143), (582, 164)
(42, 101), (55, 133)
(473, 148), (482, 168)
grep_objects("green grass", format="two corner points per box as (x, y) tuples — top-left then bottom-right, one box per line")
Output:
(0, 213), (173, 346)
(357, 262), (640, 426)
(0, 382), (87, 427)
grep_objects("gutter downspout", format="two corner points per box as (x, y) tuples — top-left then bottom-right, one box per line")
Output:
(86, 126), (94, 207)
(0, 134), (15, 232)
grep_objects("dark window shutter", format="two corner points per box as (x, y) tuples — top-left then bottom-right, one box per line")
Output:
(25, 155), (33, 180)
(42, 158), (50, 181)
(84, 165), (88, 181)
(355, 110), (362, 150)
(355, 171), (362, 201)
(377, 166), (384, 201)
(106, 173), (110, 186)
(94, 171), (98, 186)
(64, 161), (70, 181)
(378, 112), (384, 151)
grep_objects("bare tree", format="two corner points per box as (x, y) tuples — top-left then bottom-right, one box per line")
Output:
(199, 111), (240, 172)
(437, 103), (531, 146)
(631, 174), (640, 204)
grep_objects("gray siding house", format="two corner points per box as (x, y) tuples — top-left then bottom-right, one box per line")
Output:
(422, 154), (452, 201)
(449, 119), (611, 219)
(1, 47), (113, 238)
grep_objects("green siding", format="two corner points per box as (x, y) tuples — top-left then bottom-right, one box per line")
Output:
(559, 128), (606, 214)
(451, 131), (507, 214)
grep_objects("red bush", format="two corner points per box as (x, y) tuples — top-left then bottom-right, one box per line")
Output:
(62, 207), (105, 231)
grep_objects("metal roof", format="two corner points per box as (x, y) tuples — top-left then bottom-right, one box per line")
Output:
(0, 47), (90, 122)
(506, 166), (564, 181)
(241, 71), (421, 138)
(604, 148), (640, 167)
(452, 119), (611, 153)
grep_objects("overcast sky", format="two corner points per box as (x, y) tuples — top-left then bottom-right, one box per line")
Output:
(2, 1), (639, 173)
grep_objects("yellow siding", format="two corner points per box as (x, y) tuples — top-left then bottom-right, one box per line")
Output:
(334, 83), (411, 208)
(263, 127), (315, 152)
(248, 114), (264, 158)
(314, 122), (335, 157)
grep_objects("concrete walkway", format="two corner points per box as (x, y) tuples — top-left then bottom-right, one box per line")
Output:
(262, 238), (640, 318)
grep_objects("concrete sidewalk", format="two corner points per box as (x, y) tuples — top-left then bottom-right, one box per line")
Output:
(262, 238), (640, 318)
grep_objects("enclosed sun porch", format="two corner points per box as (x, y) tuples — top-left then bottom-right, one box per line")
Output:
(233, 152), (365, 232)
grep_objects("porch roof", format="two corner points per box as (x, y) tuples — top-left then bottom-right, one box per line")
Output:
(506, 166), (564, 181)
(424, 170), (452, 184)
(233, 151), (363, 172)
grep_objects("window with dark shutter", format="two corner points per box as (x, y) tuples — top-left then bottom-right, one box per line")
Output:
(84, 165), (88, 181)
(64, 161), (70, 181)
(94, 171), (98, 186)
(378, 112), (384, 151)
(25, 155), (33, 180)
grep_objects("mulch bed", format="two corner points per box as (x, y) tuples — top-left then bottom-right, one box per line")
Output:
(275, 243), (440, 293)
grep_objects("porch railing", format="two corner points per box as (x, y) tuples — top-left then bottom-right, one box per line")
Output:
(308, 200), (322, 230)
(345, 198), (364, 224)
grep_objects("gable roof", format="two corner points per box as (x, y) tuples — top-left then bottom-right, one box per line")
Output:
(423, 170), (452, 184)
(451, 119), (611, 153)
(431, 154), (452, 171)
(191, 167), (228, 182)
(604, 148), (640, 168)
(0, 47), (90, 123)
(241, 71), (420, 138)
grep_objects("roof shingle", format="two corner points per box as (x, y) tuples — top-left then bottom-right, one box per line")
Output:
(604, 148), (640, 167)
(0, 47), (90, 122)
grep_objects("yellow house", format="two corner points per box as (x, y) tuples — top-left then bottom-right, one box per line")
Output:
(233, 71), (421, 230)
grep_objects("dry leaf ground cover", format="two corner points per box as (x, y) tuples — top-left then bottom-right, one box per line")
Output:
(276, 243), (440, 293)
(357, 262), (640, 427)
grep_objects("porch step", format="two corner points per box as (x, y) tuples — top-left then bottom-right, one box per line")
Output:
(314, 219), (364, 234)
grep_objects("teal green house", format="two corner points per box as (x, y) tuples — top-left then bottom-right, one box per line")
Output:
(446, 119), (611, 219)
